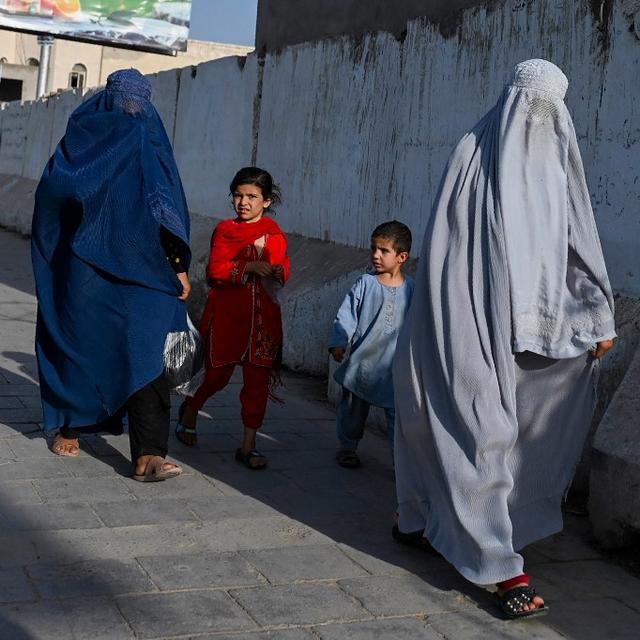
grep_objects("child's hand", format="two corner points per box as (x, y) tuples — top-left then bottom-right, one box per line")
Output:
(177, 272), (191, 301)
(271, 264), (284, 281)
(329, 347), (346, 363)
(590, 339), (615, 359)
(246, 261), (273, 277)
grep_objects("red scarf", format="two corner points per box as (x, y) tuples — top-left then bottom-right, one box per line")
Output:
(211, 216), (284, 262)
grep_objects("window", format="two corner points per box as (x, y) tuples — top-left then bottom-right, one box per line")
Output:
(69, 63), (87, 90)
(27, 58), (39, 67)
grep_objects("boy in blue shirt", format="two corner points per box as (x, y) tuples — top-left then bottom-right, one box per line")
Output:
(329, 221), (414, 468)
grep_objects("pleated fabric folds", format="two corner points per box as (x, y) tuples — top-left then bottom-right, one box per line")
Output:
(32, 69), (191, 431)
(393, 60), (616, 584)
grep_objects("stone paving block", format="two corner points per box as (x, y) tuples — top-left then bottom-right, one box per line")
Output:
(545, 598), (640, 640)
(339, 575), (474, 617)
(0, 384), (40, 396)
(315, 617), (442, 639)
(32, 476), (133, 502)
(0, 396), (22, 409)
(118, 590), (256, 639)
(0, 438), (14, 459)
(66, 455), (133, 478)
(0, 421), (41, 436)
(261, 418), (334, 434)
(27, 558), (156, 599)
(0, 408), (45, 423)
(427, 609), (566, 639)
(230, 583), (369, 626)
(0, 532), (40, 565)
(6, 433), (51, 458)
(241, 544), (369, 584)
(60, 596), (134, 640)
(182, 433), (241, 452)
(0, 501), (102, 531)
(338, 542), (457, 580)
(92, 497), (199, 527)
(263, 449), (340, 471)
(201, 631), (314, 640)
(0, 479), (42, 504)
(16, 395), (45, 408)
(532, 527), (602, 562)
(0, 457), (72, 481)
(138, 550), (265, 590)
(0, 567), (37, 603)
(124, 473), (225, 500)
(254, 432), (307, 452)
(83, 434), (134, 458)
(0, 601), (74, 639)
(533, 560), (640, 612)
(186, 495), (281, 521)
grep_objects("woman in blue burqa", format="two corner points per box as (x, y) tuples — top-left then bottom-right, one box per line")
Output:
(32, 69), (192, 481)
(392, 60), (616, 618)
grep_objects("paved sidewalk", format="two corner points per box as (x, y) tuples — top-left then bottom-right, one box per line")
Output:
(0, 228), (638, 640)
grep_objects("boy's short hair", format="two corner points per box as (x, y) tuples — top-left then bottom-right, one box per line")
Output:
(371, 220), (412, 254)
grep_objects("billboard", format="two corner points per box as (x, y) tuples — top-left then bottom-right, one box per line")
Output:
(0, 1), (192, 54)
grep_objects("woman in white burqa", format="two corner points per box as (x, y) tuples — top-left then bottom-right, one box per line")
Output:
(393, 59), (616, 619)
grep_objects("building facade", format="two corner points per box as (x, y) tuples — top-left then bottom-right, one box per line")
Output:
(0, 31), (252, 102)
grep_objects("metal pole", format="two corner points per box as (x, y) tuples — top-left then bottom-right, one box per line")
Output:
(36, 35), (55, 100)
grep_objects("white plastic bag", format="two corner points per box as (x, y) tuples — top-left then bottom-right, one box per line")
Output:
(163, 314), (204, 394)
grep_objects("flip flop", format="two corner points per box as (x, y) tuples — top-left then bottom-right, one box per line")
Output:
(133, 456), (183, 482)
(235, 448), (267, 470)
(51, 434), (80, 457)
(175, 402), (197, 446)
(497, 585), (549, 620)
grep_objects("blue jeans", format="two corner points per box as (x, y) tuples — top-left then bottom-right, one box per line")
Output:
(336, 388), (395, 455)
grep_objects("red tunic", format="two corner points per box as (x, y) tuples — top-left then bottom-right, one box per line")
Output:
(199, 216), (290, 369)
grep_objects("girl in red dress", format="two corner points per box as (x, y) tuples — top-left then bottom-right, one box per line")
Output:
(176, 167), (290, 469)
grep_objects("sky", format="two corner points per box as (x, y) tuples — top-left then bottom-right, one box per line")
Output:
(189, 0), (259, 47)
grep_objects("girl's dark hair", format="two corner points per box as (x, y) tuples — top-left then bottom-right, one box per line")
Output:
(229, 167), (282, 208)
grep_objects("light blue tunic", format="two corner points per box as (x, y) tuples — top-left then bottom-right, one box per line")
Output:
(329, 274), (414, 409)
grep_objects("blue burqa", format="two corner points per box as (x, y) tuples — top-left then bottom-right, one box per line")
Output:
(32, 69), (191, 431)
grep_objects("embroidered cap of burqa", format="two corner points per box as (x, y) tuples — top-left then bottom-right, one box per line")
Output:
(393, 60), (616, 584)
(32, 69), (191, 431)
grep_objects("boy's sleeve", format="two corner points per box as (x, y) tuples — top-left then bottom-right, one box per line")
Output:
(328, 277), (363, 349)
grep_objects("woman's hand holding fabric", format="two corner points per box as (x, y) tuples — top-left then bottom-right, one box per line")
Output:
(177, 272), (191, 301)
(329, 346), (346, 363)
(591, 339), (615, 359)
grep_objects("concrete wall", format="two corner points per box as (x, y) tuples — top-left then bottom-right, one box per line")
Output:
(1, 0), (639, 363)
(255, 0), (490, 52)
(256, 0), (640, 299)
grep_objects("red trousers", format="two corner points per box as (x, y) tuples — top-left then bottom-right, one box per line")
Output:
(186, 363), (271, 430)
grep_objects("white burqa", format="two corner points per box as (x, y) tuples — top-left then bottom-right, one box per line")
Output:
(393, 60), (616, 585)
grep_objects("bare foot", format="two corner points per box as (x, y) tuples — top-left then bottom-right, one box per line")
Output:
(51, 433), (80, 457)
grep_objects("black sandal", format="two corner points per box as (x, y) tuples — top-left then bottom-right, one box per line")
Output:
(498, 585), (549, 620)
(336, 450), (361, 468)
(235, 448), (267, 470)
(391, 525), (440, 555)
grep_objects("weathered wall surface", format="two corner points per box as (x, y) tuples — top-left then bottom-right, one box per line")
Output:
(256, 0), (640, 298)
(0, 0), (638, 369)
(255, 0), (490, 52)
